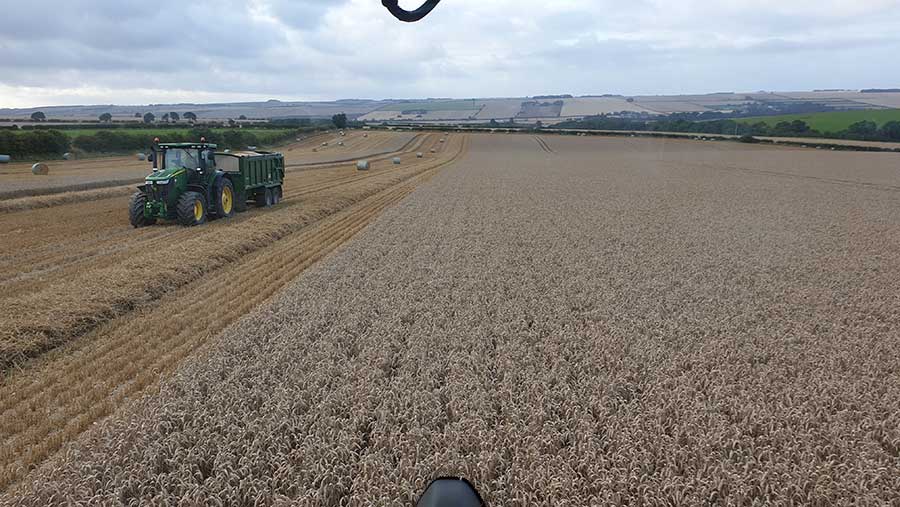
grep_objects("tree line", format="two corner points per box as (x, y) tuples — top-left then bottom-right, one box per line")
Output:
(25, 111), (200, 123)
(0, 127), (302, 159)
(0, 130), (70, 158)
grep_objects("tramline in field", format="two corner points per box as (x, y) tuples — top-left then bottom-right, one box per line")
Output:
(130, 138), (285, 227)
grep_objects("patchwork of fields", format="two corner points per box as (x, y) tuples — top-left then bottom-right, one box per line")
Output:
(2, 133), (899, 505)
(356, 91), (900, 125)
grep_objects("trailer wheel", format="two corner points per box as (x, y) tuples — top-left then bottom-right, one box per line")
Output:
(273, 186), (283, 205)
(129, 191), (156, 228)
(213, 177), (235, 219)
(234, 190), (248, 213)
(257, 187), (274, 208)
(176, 191), (208, 226)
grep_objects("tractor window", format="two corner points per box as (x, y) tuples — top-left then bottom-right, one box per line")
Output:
(163, 149), (200, 170)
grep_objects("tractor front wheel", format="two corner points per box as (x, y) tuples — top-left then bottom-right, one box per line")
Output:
(176, 191), (208, 226)
(129, 191), (156, 228)
(213, 177), (235, 219)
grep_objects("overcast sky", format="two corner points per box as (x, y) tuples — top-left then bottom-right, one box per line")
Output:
(2, 0), (900, 107)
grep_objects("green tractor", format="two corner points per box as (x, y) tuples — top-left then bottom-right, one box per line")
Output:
(130, 139), (285, 227)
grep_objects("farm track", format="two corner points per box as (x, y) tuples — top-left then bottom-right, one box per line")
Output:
(0, 134), (441, 296)
(0, 134), (466, 492)
(534, 136), (555, 154)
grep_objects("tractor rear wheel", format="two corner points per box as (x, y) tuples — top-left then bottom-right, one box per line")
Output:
(213, 177), (235, 219)
(129, 191), (156, 228)
(176, 191), (208, 226)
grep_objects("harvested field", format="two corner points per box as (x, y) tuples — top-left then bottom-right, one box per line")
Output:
(0, 131), (456, 368)
(5, 134), (899, 505)
(559, 97), (655, 116)
(283, 131), (417, 166)
(0, 131), (414, 204)
(473, 99), (527, 120)
(0, 156), (150, 200)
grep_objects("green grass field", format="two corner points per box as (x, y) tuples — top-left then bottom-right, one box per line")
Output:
(738, 109), (900, 132)
(378, 100), (481, 112)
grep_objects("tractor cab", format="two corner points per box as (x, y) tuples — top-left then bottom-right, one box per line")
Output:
(149, 141), (217, 180)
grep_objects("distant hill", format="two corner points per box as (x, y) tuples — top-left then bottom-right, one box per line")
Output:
(0, 100), (392, 122)
(4, 90), (900, 126)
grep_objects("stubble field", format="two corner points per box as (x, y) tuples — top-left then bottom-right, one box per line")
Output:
(4, 134), (898, 505)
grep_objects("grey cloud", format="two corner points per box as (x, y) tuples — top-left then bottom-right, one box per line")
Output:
(264, 0), (346, 30)
(1, 1), (900, 106)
